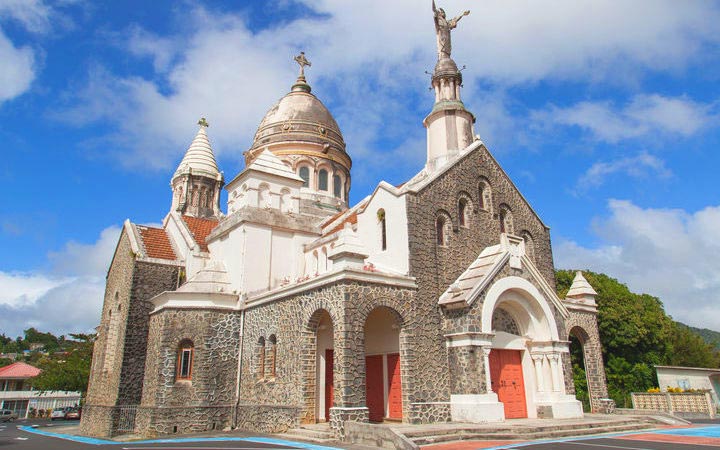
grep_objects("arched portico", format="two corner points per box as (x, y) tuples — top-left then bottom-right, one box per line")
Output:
(302, 309), (336, 424)
(363, 306), (403, 423)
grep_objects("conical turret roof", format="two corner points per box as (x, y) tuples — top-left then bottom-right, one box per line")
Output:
(566, 271), (598, 298)
(174, 118), (221, 180)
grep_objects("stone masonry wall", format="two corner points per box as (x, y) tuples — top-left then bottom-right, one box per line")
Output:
(405, 145), (558, 416)
(238, 279), (416, 433)
(565, 308), (609, 412)
(80, 230), (135, 437)
(138, 308), (241, 437)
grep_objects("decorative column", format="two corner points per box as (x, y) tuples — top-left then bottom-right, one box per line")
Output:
(531, 354), (545, 393)
(482, 347), (493, 394)
(548, 353), (562, 393)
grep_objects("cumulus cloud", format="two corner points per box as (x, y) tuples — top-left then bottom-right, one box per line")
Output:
(555, 200), (720, 330)
(0, 225), (119, 338)
(55, 1), (720, 172)
(534, 94), (715, 144)
(575, 152), (672, 192)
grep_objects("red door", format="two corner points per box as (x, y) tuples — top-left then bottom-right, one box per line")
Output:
(324, 349), (334, 421)
(489, 349), (527, 419)
(365, 355), (385, 422)
(386, 353), (402, 419)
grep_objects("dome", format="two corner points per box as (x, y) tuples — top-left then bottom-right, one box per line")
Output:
(245, 81), (348, 168)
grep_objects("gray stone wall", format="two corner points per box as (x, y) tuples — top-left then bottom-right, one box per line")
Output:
(138, 308), (241, 437)
(403, 145), (558, 418)
(565, 308), (610, 412)
(238, 279), (416, 432)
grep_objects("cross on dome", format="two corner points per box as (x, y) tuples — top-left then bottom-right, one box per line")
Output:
(294, 52), (311, 79)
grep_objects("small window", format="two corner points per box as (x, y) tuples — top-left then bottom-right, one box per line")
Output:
(499, 205), (514, 234)
(299, 167), (310, 188)
(176, 340), (194, 380)
(268, 335), (277, 378)
(521, 231), (535, 260)
(333, 175), (342, 198)
(478, 178), (493, 213)
(436, 216), (446, 246)
(458, 198), (468, 227)
(257, 337), (266, 379)
(378, 209), (387, 251)
(318, 169), (328, 191)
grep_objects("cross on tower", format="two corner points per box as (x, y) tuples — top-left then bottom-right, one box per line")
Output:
(294, 52), (311, 80)
(198, 117), (209, 127)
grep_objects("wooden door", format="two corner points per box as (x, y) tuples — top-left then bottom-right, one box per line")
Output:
(365, 355), (385, 422)
(324, 349), (333, 421)
(489, 349), (527, 419)
(386, 353), (402, 419)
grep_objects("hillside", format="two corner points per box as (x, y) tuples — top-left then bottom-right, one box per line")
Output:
(677, 323), (720, 351)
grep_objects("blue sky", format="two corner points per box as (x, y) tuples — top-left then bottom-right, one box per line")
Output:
(1, 0), (719, 338)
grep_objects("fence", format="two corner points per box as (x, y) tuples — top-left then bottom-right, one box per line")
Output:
(116, 405), (138, 433)
(631, 392), (715, 417)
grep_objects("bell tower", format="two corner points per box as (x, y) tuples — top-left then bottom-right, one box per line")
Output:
(171, 118), (224, 218)
(424, 1), (476, 173)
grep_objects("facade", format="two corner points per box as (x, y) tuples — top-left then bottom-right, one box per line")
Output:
(0, 362), (81, 418)
(80, 6), (610, 439)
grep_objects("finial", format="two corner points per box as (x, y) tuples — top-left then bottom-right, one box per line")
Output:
(294, 52), (311, 81)
(291, 52), (312, 93)
(198, 117), (209, 128)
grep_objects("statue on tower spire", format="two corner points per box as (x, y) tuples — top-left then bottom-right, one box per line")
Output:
(432, 0), (469, 60)
(294, 51), (311, 81)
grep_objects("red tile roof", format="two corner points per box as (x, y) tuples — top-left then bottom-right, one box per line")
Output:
(182, 216), (219, 252)
(0, 362), (41, 379)
(137, 226), (177, 260)
(327, 212), (358, 235)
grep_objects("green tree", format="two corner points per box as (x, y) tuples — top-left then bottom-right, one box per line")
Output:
(31, 334), (94, 395)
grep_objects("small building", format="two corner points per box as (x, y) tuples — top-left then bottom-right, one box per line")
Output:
(0, 362), (82, 418)
(656, 365), (720, 406)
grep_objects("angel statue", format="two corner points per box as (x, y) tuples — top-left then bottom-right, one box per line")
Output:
(432, 0), (470, 60)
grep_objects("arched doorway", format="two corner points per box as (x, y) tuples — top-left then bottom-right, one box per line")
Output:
(568, 326), (591, 411)
(302, 309), (334, 423)
(364, 307), (402, 422)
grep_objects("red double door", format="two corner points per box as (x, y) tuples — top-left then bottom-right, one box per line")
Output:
(365, 353), (402, 422)
(489, 349), (527, 419)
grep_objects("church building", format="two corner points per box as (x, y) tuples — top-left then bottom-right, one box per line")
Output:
(80, 4), (611, 439)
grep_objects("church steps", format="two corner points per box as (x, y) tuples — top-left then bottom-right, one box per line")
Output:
(402, 417), (659, 447)
(277, 424), (336, 443)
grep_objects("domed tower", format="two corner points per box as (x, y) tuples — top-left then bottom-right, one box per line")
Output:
(244, 53), (351, 214)
(171, 118), (224, 218)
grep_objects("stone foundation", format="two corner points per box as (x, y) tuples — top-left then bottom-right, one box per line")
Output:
(136, 405), (235, 437)
(235, 404), (301, 433)
(330, 407), (369, 439)
(407, 402), (451, 424)
(78, 405), (116, 438)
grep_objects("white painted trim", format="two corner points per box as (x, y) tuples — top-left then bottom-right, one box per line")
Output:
(465, 253), (510, 307)
(124, 219), (142, 256)
(150, 291), (239, 313)
(520, 255), (569, 318)
(481, 276), (560, 341)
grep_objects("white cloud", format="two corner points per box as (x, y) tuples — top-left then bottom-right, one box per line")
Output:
(56, 1), (720, 171)
(0, 30), (35, 103)
(575, 151), (672, 192)
(0, 225), (119, 338)
(534, 94), (714, 144)
(0, 0), (52, 33)
(555, 200), (720, 330)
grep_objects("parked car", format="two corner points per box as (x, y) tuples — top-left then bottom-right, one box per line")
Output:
(0, 409), (18, 422)
(50, 407), (72, 421)
(65, 407), (81, 420)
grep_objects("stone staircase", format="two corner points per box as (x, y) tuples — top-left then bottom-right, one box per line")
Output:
(396, 416), (662, 447)
(277, 422), (337, 444)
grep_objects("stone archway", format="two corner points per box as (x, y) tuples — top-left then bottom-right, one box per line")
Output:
(564, 317), (610, 413)
(301, 309), (335, 424)
(363, 306), (403, 423)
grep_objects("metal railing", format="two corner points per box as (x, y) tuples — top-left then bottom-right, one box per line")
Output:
(116, 405), (138, 433)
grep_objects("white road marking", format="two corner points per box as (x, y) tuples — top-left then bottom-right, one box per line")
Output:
(14, 437), (29, 440)
(570, 442), (655, 450)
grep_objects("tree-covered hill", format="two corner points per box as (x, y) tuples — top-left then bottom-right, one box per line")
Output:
(677, 323), (720, 351)
(556, 270), (720, 408)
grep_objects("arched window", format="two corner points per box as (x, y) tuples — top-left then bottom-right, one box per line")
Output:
(318, 169), (328, 191)
(176, 340), (194, 381)
(333, 175), (342, 198)
(478, 178), (493, 213)
(436, 215), (448, 246)
(257, 337), (266, 379)
(521, 230), (535, 260)
(458, 194), (472, 228)
(499, 205), (514, 234)
(298, 167), (310, 188)
(280, 188), (291, 213)
(378, 209), (387, 251)
(268, 335), (277, 378)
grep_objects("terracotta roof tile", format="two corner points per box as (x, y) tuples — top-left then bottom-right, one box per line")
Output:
(327, 212), (357, 235)
(0, 362), (41, 379)
(182, 216), (219, 252)
(137, 226), (177, 260)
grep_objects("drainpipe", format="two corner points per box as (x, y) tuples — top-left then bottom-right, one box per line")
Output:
(233, 307), (245, 429)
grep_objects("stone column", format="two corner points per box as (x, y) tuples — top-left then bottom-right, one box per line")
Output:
(482, 347), (493, 394)
(328, 326), (368, 437)
(548, 353), (561, 393)
(531, 354), (545, 393)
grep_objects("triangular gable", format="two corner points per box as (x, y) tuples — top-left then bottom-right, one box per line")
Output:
(439, 234), (568, 318)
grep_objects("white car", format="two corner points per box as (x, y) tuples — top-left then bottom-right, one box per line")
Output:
(50, 407), (72, 421)
(0, 409), (18, 422)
